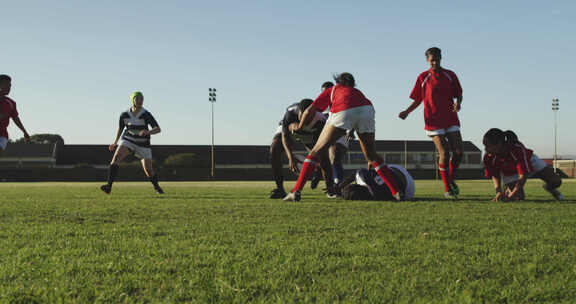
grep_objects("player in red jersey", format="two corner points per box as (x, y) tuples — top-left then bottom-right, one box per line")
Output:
(0, 75), (30, 151)
(483, 128), (563, 201)
(283, 73), (401, 202)
(399, 47), (463, 199)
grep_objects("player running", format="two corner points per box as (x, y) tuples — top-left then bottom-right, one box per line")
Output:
(283, 73), (402, 202)
(269, 99), (336, 199)
(311, 81), (352, 189)
(483, 128), (563, 201)
(100, 92), (164, 194)
(339, 165), (415, 201)
(0, 75), (30, 150)
(399, 47), (464, 199)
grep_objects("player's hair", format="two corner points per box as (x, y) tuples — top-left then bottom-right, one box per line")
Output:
(298, 99), (314, 113)
(321, 81), (334, 90)
(342, 184), (372, 200)
(0, 75), (12, 83)
(334, 72), (355, 87)
(425, 47), (442, 58)
(131, 91), (144, 106)
(483, 128), (520, 146)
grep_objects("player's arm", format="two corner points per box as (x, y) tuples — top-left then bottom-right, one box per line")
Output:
(11, 116), (30, 141)
(506, 174), (527, 200)
(295, 106), (319, 131)
(453, 96), (463, 112)
(452, 72), (463, 112)
(139, 113), (161, 136)
(281, 124), (300, 173)
(110, 116), (125, 151)
(399, 99), (423, 119)
(491, 176), (504, 201)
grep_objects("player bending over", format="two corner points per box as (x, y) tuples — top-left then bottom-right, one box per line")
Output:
(399, 47), (464, 199)
(101, 92), (164, 194)
(284, 73), (402, 202)
(483, 128), (563, 201)
(0, 75), (30, 152)
(339, 165), (415, 201)
(269, 99), (336, 198)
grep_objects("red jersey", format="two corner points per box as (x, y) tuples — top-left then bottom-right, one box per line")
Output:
(409, 68), (462, 130)
(311, 85), (372, 113)
(483, 143), (534, 178)
(0, 97), (18, 139)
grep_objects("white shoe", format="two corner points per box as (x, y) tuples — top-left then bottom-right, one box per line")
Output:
(283, 191), (301, 202)
(392, 192), (402, 201)
(444, 191), (457, 200)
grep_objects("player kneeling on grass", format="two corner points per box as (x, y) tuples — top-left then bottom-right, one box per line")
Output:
(483, 128), (563, 201)
(340, 165), (415, 201)
(101, 92), (164, 194)
(283, 73), (402, 202)
(0, 75), (30, 151)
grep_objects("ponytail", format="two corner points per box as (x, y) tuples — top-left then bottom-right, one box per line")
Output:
(483, 128), (521, 146)
(503, 130), (519, 144)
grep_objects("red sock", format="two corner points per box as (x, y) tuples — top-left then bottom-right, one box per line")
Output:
(373, 162), (400, 195)
(449, 160), (458, 180)
(291, 155), (318, 192)
(439, 163), (451, 192)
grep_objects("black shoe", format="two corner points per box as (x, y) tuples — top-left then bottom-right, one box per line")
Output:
(310, 172), (322, 190)
(100, 184), (111, 194)
(449, 181), (460, 196)
(155, 186), (165, 194)
(269, 188), (287, 199)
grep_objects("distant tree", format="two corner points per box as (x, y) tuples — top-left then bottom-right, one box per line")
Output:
(164, 153), (205, 167)
(12, 134), (65, 145)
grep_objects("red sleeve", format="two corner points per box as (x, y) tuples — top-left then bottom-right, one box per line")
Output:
(409, 75), (423, 102)
(483, 155), (498, 178)
(450, 71), (462, 98)
(10, 101), (19, 118)
(511, 147), (531, 175)
(311, 87), (331, 112)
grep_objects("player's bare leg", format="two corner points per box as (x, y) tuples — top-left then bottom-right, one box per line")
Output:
(534, 167), (563, 200)
(142, 158), (163, 194)
(269, 134), (287, 198)
(284, 124), (345, 202)
(432, 135), (455, 198)
(101, 146), (131, 194)
(356, 132), (401, 201)
(330, 143), (347, 188)
(446, 131), (463, 195)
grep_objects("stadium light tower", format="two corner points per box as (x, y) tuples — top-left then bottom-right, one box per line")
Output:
(552, 98), (560, 173)
(209, 88), (217, 178)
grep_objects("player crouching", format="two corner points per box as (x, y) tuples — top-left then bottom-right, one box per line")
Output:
(483, 128), (563, 201)
(101, 92), (164, 194)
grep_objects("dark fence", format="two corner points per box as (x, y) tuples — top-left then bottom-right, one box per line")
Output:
(0, 167), (485, 182)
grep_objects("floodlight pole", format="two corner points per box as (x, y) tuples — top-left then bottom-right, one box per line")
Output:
(209, 88), (217, 178)
(552, 98), (560, 173)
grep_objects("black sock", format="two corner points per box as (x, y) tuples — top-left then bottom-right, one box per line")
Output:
(107, 164), (119, 187)
(274, 176), (283, 190)
(150, 174), (160, 188)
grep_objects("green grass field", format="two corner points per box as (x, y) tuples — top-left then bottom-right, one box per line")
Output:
(0, 179), (575, 303)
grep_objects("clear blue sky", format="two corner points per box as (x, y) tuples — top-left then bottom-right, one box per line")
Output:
(3, 0), (575, 157)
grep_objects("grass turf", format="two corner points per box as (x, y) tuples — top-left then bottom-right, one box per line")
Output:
(0, 179), (575, 303)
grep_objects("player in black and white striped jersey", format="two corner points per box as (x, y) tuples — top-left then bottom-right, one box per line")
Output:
(100, 91), (164, 194)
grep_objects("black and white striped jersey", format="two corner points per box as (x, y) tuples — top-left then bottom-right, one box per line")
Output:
(119, 108), (159, 148)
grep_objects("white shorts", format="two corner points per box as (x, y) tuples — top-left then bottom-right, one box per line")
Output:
(426, 125), (461, 137)
(501, 154), (548, 185)
(327, 105), (375, 134)
(119, 139), (153, 159)
(0, 137), (7, 150)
